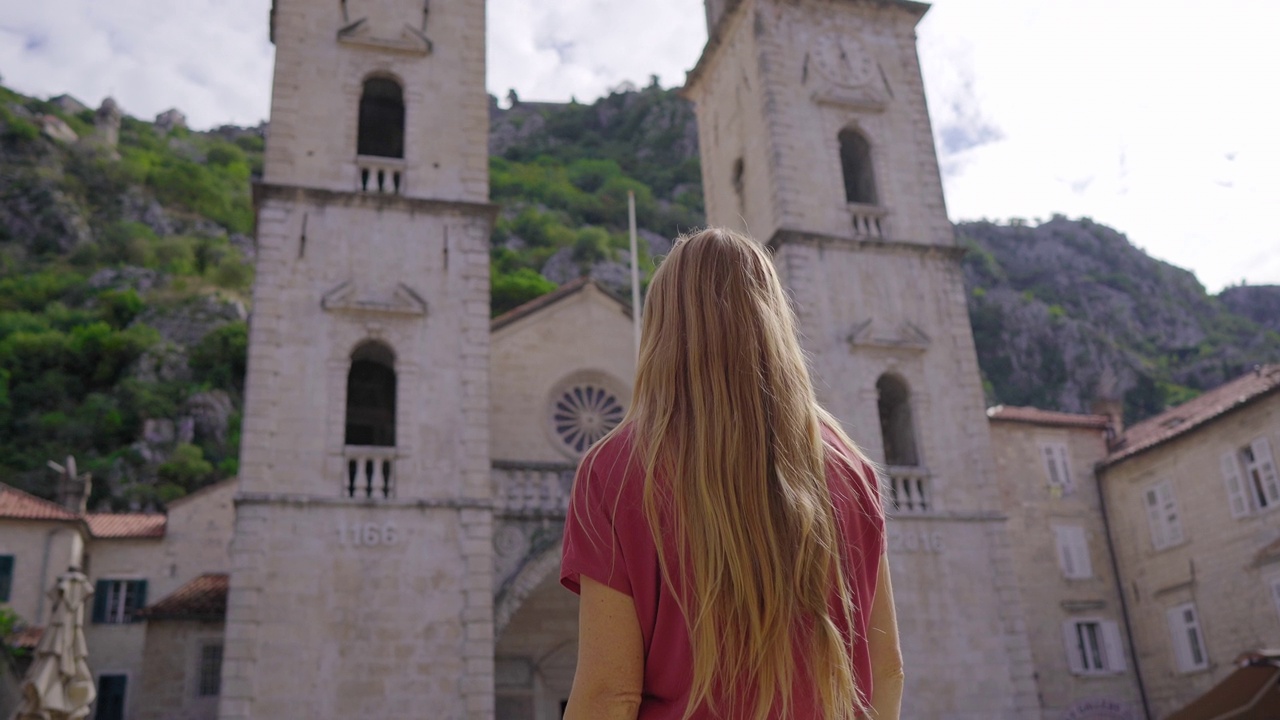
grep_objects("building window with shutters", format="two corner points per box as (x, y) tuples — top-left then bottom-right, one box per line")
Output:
(1143, 479), (1185, 551)
(1053, 525), (1093, 580)
(1062, 619), (1127, 674)
(0, 555), (13, 603)
(92, 579), (147, 624)
(1268, 575), (1280, 625)
(1222, 436), (1280, 518)
(198, 643), (223, 697)
(1041, 442), (1073, 495)
(1166, 602), (1209, 672)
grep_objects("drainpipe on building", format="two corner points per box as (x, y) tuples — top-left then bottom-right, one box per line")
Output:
(34, 528), (58, 625)
(1095, 461), (1154, 720)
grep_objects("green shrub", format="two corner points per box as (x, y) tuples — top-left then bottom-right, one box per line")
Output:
(189, 322), (248, 393)
(491, 268), (556, 317)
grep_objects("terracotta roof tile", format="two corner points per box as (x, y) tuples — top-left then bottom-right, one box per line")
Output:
(84, 513), (166, 539)
(1107, 365), (1280, 466)
(6, 626), (43, 649)
(987, 405), (1111, 430)
(0, 485), (78, 521)
(139, 573), (229, 621)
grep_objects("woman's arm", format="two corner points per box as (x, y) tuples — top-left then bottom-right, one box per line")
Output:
(563, 575), (645, 720)
(867, 551), (904, 719)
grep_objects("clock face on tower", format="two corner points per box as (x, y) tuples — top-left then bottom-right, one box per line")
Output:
(811, 33), (877, 88)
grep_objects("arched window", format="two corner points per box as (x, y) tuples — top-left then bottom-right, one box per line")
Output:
(877, 374), (918, 467)
(357, 77), (405, 159)
(345, 342), (396, 447)
(839, 128), (877, 205)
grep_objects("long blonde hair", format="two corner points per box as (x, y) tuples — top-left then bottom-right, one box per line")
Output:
(624, 227), (878, 720)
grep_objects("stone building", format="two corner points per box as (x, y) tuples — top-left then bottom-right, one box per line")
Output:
(988, 407), (1144, 718)
(682, 0), (1040, 716)
(218, 0), (495, 716)
(1098, 366), (1280, 719)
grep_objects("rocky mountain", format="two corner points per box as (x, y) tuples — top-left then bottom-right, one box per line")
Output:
(1, 80), (1277, 506)
(959, 218), (1279, 419)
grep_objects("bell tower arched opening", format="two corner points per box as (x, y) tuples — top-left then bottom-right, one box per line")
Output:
(357, 77), (406, 160)
(876, 373), (918, 468)
(344, 341), (397, 498)
(839, 128), (877, 206)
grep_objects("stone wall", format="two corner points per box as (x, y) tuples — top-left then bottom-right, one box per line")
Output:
(990, 419), (1143, 717)
(1101, 393), (1280, 718)
(136, 621), (224, 720)
(0, 520), (82, 625)
(490, 284), (635, 464)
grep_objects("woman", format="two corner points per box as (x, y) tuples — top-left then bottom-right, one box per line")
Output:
(560, 227), (903, 720)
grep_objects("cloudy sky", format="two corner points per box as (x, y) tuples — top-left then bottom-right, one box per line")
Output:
(1, 0), (1276, 292)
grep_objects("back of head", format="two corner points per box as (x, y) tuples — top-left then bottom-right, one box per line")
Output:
(628, 227), (870, 720)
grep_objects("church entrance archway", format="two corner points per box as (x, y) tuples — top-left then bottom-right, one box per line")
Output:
(495, 567), (579, 720)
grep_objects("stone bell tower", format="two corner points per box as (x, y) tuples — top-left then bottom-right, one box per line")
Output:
(220, 0), (495, 717)
(684, 1), (1040, 717)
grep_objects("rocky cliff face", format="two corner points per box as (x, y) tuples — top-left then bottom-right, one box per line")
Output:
(960, 217), (1279, 419)
(1221, 285), (1280, 334)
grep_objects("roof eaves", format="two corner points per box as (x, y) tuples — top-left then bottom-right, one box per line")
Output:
(1104, 379), (1280, 469)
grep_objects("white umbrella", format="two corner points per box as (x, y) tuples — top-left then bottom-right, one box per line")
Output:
(11, 571), (96, 720)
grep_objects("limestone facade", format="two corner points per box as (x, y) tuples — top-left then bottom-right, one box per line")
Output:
(1099, 371), (1280, 718)
(221, 0), (495, 716)
(0, 516), (83, 625)
(684, 1), (1039, 716)
(988, 409), (1144, 719)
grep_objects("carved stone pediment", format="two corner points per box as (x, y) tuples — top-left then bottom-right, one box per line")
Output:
(812, 84), (888, 112)
(337, 0), (432, 55)
(322, 281), (428, 316)
(847, 318), (930, 351)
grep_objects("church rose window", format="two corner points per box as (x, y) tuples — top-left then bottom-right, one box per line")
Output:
(552, 383), (625, 454)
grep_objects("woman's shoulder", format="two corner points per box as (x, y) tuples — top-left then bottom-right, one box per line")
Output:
(576, 424), (643, 491)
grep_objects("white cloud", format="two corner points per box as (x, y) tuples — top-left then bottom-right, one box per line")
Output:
(1, 0), (1276, 291)
(0, 0), (273, 128)
(918, 0), (1280, 291)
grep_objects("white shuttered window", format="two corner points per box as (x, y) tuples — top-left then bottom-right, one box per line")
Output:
(1042, 443), (1074, 493)
(1053, 525), (1093, 580)
(1269, 576), (1280, 624)
(1144, 480), (1184, 551)
(1223, 437), (1280, 517)
(1166, 603), (1209, 672)
(1063, 619), (1127, 674)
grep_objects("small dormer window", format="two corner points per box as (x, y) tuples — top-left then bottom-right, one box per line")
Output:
(839, 128), (877, 205)
(358, 77), (405, 159)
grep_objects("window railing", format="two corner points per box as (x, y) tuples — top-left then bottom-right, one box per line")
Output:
(883, 467), (932, 515)
(344, 446), (396, 499)
(849, 204), (887, 239)
(356, 156), (405, 195)
(492, 462), (576, 516)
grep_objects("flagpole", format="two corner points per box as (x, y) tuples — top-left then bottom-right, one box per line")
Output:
(628, 191), (641, 358)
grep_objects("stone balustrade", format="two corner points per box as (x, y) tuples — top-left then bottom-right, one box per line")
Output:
(492, 461), (576, 517)
(344, 446), (396, 499)
(883, 466), (932, 515)
(356, 155), (405, 194)
(849, 203), (887, 239)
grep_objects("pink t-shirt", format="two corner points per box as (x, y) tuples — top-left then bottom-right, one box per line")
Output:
(560, 424), (886, 719)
